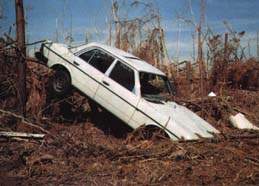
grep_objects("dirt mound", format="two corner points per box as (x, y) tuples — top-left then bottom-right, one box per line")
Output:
(0, 56), (259, 185)
(1, 122), (259, 185)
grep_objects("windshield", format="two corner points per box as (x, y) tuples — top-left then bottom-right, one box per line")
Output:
(139, 72), (172, 102)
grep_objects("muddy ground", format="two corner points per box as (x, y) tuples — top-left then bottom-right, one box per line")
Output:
(0, 60), (259, 185)
(0, 120), (259, 185)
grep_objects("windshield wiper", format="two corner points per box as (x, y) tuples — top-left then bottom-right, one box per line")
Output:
(143, 94), (165, 104)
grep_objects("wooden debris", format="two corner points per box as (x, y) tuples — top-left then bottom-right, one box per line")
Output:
(0, 108), (50, 134)
(0, 131), (44, 139)
(0, 132), (45, 139)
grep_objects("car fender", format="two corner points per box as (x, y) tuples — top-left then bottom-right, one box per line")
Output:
(43, 43), (75, 85)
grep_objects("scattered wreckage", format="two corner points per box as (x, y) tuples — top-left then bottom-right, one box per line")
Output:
(35, 41), (219, 140)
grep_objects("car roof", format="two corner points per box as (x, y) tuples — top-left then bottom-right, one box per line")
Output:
(70, 42), (165, 76)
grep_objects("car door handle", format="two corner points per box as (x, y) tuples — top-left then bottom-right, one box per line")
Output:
(102, 80), (110, 86)
(73, 61), (79, 66)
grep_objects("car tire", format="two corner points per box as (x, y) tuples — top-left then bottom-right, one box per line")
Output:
(49, 69), (71, 97)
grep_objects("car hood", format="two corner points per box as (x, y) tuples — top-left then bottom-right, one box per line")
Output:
(146, 101), (220, 140)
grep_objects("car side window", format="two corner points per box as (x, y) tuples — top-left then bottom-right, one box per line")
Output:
(79, 49), (114, 73)
(79, 49), (96, 63)
(109, 61), (135, 92)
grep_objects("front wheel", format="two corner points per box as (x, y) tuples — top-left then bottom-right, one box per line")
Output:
(49, 69), (71, 97)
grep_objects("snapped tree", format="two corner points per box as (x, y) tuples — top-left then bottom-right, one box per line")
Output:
(15, 0), (26, 116)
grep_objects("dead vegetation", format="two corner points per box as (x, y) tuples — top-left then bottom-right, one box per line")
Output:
(0, 117), (259, 185)
(110, 0), (172, 77)
(0, 52), (259, 185)
(0, 0), (259, 184)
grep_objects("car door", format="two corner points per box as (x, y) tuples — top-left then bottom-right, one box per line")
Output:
(95, 60), (139, 127)
(72, 49), (115, 98)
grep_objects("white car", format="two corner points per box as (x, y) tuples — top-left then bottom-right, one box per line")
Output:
(36, 41), (219, 140)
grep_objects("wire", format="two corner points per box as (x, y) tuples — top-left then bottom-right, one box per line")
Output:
(25, 40), (46, 46)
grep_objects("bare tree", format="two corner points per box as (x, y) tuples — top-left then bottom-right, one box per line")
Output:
(112, 0), (121, 48)
(109, 0), (172, 77)
(15, 0), (26, 116)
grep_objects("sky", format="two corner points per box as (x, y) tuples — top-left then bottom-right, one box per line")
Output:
(1, 0), (259, 61)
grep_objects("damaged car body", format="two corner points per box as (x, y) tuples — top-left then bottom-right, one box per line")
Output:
(35, 41), (219, 140)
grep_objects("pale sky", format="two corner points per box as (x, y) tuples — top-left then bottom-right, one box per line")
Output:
(1, 0), (259, 61)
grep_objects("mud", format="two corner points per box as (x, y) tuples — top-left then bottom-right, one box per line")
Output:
(0, 58), (258, 185)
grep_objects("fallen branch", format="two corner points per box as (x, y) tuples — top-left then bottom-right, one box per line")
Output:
(224, 133), (259, 140)
(245, 156), (259, 165)
(0, 131), (44, 139)
(0, 108), (50, 134)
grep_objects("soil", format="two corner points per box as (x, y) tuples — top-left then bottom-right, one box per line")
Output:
(0, 59), (259, 185)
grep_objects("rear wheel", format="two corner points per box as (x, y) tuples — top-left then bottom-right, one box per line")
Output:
(49, 69), (71, 97)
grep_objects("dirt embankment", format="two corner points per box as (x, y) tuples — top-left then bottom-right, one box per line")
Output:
(1, 121), (259, 185)
(0, 60), (259, 185)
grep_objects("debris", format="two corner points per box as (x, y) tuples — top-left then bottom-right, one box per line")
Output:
(0, 108), (50, 134)
(1, 123), (259, 185)
(208, 91), (216, 97)
(227, 59), (259, 91)
(229, 113), (259, 131)
(0, 131), (44, 139)
(28, 154), (54, 166)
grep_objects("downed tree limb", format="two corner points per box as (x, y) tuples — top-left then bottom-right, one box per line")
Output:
(0, 108), (50, 134)
(245, 156), (259, 165)
(0, 131), (44, 139)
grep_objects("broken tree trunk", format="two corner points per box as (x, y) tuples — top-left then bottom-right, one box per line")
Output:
(186, 61), (193, 97)
(112, 0), (121, 49)
(15, 0), (26, 116)
(197, 27), (204, 96)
